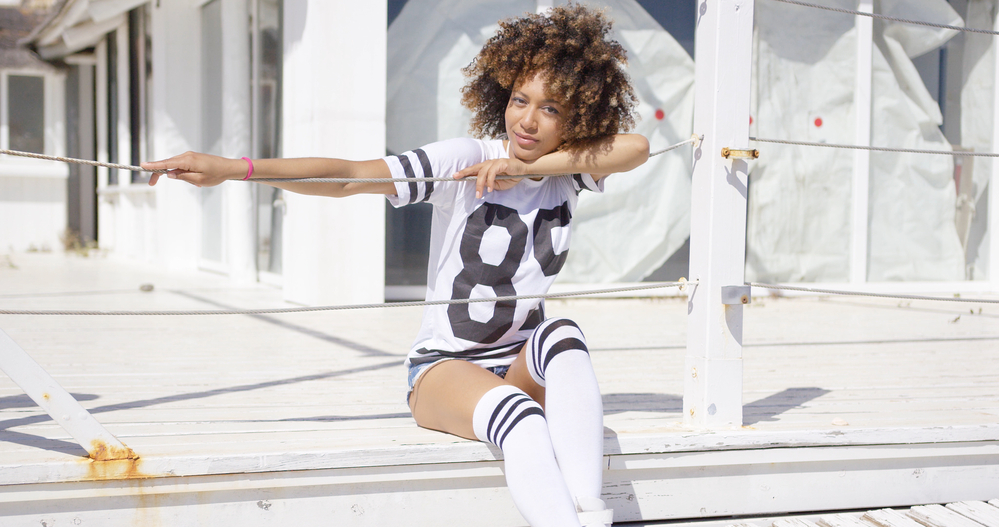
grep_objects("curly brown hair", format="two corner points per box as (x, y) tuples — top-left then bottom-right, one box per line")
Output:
(460, 4), (638, 153)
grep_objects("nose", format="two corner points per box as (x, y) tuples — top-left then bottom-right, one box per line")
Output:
(519, 108), (538, 132)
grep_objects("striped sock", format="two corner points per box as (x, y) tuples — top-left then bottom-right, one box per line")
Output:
(472, 384), (581, 527)
(527, 318), (606, 506)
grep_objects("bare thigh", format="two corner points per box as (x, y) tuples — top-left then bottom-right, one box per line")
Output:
(408, 343), (546, 440)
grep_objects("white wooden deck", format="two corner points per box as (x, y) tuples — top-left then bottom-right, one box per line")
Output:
(0, 252), (997, 526)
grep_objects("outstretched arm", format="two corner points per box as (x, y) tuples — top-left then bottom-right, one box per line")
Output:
(141, 152), (396, 197)
(454, 134), (650, 198)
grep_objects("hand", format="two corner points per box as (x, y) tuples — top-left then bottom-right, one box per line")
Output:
(141, 152), (246, 187)
(453, 157), (528, 199)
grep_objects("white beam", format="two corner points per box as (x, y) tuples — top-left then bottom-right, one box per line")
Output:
(281, 0), (386, 305)
(850, 0), (873, 284)
(991, 9), (999, 288)
(0, 329), (135, 461)
(684, 0), (755, 428)
(221, 0), (256, 285)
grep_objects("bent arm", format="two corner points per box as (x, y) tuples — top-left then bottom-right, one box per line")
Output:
(525, 134), (650, 181)
(141, 153), (396, 197)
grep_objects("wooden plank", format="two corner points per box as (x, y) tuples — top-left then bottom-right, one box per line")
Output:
(0, 329), (135, 461)
(685, 0), (754, 427)
(818, 513), (875, 527)
(774, 518), (823, 527)
(909, 505), (987, 527)
(946, 502), (999, 527)
(864, 509), (927, 527)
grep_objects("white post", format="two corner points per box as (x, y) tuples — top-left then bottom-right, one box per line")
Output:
(281, 0), (386, 305)
(684, 0), (754, 428)
(222, 0), (257, 285)
(991, 10), (999, 288)
(0, 329), (135, 461)
(850, 0), (873, 284)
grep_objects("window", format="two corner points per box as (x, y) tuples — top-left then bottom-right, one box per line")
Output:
(8, 75), (45, 154)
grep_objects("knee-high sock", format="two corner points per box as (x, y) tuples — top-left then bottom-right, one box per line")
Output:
(472, 384), (581, 527)
(527, 318), (605, 504)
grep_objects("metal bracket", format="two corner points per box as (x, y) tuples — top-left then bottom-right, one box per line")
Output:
(721, 147), (760, 159)
(721, 285), (751, 305)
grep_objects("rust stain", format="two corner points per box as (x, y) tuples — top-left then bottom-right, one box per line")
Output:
(90, 439), (138, 461)
(84, 440), (146, 481)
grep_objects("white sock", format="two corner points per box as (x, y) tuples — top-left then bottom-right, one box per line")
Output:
(472, 384), (581, 527)
(527, 319), (606, 506)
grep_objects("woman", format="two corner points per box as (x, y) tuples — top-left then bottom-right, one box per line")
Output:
(143, 5), (648, 526)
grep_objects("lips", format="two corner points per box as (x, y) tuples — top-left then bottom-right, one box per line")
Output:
(514, 132), (538, 146)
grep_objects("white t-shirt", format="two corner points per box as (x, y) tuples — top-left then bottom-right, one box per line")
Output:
(384, 138), (603, 369)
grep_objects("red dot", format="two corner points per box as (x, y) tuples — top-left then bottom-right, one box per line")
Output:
(749, 116), (753, 125)
(654, 109), (665, 120)
(814, 117), (823, 127)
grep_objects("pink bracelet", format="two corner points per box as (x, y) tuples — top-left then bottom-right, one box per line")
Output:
(241, 157), (254, 180)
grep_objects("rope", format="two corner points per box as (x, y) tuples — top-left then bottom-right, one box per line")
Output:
(0, 281), (688, 316)
(750, 137), (999, 158)
(751, 282), (999, 304)
(0, 136), (699, 185)
(765, 0), (999, 37)
(0, 149), (169, 173)
(253, 136), (699, 184)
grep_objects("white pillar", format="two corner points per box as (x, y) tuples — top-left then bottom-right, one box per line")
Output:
(850, 0), (873, 284)
(991, 9), (999, 287)
(222, 0), (257, 284)
(281, 0), (387, 305)
(684, 0), (755, 428)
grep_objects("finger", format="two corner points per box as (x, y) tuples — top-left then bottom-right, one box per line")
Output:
(475, 171), (486, 199)
(148, 173), (160, 186)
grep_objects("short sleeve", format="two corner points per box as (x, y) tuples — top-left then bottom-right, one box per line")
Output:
(383, 138), (491, 208)
(570, 173), (605, 195)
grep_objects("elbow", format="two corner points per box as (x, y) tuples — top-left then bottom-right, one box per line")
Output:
(635, 135), (651, 163)
(623, 134), (650, 172)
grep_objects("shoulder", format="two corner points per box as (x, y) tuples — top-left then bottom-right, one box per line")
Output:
(418, 137), (504, 165)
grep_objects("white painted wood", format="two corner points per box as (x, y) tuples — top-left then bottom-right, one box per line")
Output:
(991, 11), (999, 288)
(909, 505), (988, 527)
(775, 518), (823, 527)
(865, 509), (927, 527)
(221, 0), (256, 285)
(685, 0), (755, 428)
(280, 0), (386, 305)
(946, 502), (999, 527)
(1, 253), (998, 525)
(820, 514), (880, 527)
(851, 0), (872, 284)
(0, 329), (134, 461)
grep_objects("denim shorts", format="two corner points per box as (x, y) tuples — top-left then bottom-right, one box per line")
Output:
(406, 359), (511, 404)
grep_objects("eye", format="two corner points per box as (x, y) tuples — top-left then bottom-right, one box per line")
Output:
(511, 96), (527, 105)
(543, 106), (560, 116)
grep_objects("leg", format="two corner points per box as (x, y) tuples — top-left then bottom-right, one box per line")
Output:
(507, 318), (611, 525)
(409, 360), (581, 527)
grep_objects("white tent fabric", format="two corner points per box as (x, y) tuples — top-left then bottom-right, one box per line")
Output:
(960, 0), (996, 280)
(387, 0), (695, 284)
(748, 0), (966, 283)
(389, 0), (973, 284)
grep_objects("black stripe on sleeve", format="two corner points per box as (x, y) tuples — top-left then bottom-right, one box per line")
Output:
(395, 154), (420, 204)
(413, 148), (435, 202)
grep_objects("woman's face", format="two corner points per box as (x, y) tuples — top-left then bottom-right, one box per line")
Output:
(505, 72), (566, 162)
